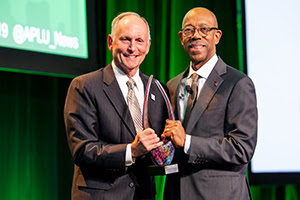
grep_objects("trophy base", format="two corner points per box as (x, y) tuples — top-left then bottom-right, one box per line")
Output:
(147, 164), (179, 175)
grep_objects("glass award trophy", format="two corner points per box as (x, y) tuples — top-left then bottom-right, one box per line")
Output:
(143, 75), (179, 175)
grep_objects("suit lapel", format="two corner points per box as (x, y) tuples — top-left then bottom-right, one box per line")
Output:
(171, 70), (188, 120)
(185, 58), (226, 134)
(102, 64), (136, 138)
(139, 71), (148, 93)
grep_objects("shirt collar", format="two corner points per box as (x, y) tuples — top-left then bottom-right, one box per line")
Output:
(111, 61), (142, 91)
(187, 54), (218, 79)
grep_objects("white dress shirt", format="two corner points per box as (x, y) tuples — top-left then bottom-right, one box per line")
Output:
(178, 55), (218, 154)
(112, 61), (145, 166)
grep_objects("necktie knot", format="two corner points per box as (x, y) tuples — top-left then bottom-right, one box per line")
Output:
(192, 73), (199, 83)
(126, 78), (136, 90)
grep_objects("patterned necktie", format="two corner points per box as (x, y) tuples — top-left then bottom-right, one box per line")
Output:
(183, 73), (200, 127)
(126, 78), (143, 133)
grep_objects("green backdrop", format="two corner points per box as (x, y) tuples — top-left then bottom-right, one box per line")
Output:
(0, 0), (299, 199)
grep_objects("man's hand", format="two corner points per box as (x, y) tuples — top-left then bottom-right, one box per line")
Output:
(161, 119), (186, 148)
(131, 128), (163, 158)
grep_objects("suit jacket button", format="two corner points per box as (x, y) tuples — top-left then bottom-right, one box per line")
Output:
(129, 182), (135, 188)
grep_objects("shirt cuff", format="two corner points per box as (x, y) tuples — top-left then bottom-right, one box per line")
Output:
(125, 144), (135, 166)
(184, 134), (191, 154)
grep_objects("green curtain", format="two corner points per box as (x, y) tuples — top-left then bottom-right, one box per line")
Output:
(0, 72), (73, 199)
(0, 0), (299, 199)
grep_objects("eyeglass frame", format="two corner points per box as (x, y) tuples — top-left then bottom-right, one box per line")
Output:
(181, 26), (219, 37)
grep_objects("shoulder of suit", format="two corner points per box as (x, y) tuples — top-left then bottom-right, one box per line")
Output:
(223, 65), (248, 82)
(166, 71), (185, 88)
(71, 68), (104, 87)
(216, 58), (248, 81)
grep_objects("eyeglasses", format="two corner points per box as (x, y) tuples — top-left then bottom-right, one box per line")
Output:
(181, 26), (219, 37)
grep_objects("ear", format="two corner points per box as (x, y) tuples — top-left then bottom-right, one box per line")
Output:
(214, 29), (222, 45)
(145, 39), (151, 54)
(179, 31), (184, 45)
(108, 35), (113, 52)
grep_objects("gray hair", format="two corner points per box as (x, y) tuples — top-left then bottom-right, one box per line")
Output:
(110, 12), (151, 41)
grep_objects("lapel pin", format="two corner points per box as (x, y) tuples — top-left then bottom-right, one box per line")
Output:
(151, 94), (156, 101)
(214, 81), (218, 87)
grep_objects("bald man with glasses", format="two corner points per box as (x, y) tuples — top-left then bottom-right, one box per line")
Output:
(162, 7), (258, 200)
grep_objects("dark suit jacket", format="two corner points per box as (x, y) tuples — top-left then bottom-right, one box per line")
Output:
(164, 57), (257, 200)
(64, 64), (168, 200)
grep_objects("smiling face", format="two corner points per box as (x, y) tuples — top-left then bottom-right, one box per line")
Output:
(108, 15), (151, 77)
(179, 8), (222, 70)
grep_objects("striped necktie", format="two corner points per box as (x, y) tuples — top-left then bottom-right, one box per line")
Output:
(127, 78), (143, 133)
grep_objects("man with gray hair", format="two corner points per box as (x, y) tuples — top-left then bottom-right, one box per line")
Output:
(64, 12), (168, 200)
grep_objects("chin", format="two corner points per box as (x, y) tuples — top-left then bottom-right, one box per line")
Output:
(121, 64), (139, 72)
(122, 58), (139, 67)
(123, 62), (139, 69)
(190, 55), (205, 62)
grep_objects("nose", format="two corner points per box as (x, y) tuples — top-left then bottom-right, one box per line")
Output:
(192, 28), (203, 39)
(128, 41), (136, 52)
